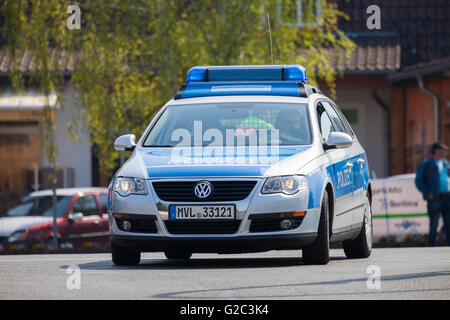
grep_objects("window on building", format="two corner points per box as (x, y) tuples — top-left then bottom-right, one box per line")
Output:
(277, 0), (322, 27)
(341, 109), (358, 125)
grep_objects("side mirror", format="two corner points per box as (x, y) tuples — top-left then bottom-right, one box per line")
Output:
(114, 134), (136, 152)
(68, 212), (83, 223)
(323, 132), (353, 150)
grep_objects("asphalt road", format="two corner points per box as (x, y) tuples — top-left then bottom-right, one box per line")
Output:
(0, 247), (449, 300)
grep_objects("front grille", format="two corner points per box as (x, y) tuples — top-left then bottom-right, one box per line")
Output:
(152, 180), (257, 202)
(115, 218), (158, 233)
(0, 236), (8, 243)
(164, 220), (241, 234)
(249, 216), (304, 233)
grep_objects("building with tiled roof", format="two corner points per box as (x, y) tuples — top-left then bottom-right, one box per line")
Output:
(338, 0), (450, 67)
(0, 49), (75, 75)
(329, 35), (401, 73)
(323, 0), (450, 177)
(0, 49), (90, 215)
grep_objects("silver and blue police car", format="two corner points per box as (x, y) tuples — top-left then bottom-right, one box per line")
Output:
(108, 65), (372, 265)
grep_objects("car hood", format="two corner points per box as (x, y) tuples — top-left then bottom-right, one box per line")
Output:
(117, 145), (318, 178)
(0, 216), (53, 237)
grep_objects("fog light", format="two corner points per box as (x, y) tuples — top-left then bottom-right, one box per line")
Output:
(280, 219), (292, 230)
(122, 220), (132, 231)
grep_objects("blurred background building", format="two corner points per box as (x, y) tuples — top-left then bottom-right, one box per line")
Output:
(332, 0), (450, 177)
(0, 53), (93, 214)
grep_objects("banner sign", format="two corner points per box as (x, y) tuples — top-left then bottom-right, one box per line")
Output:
(371, 174), (429, 241)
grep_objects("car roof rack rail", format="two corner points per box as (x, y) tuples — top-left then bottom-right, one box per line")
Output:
(303, 84), (322, 96)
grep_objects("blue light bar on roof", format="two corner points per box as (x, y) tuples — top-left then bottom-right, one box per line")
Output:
(176, 82), (307, 99)
(186, 67), (208, 83)
(185, 65), (308, 83)
(284, 65), (308, 82)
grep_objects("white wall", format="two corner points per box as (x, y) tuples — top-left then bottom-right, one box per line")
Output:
(42, 84), (92, 187)
(335, 88), (390, 178)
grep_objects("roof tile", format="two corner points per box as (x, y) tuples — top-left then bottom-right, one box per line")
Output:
(0, 49), (74, 74)
(338, 0), (450, 68)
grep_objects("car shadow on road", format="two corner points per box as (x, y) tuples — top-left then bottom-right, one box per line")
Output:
(60, 255), (348, 271)
(149, 270), (450, 299)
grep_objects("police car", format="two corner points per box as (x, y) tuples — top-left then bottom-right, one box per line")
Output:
(109, 65), (372, 265)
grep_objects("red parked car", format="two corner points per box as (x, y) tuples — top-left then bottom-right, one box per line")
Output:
(0, 188), (109, 252)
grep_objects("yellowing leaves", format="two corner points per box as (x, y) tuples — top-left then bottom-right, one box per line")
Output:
(2, 0), (354, 179)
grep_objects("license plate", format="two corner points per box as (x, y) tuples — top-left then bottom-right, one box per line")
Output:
(169, 205), (235, 220)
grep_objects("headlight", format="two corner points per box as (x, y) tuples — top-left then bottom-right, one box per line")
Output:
(262, 175), (308, 195)
(8, 231), (28, 243)
(113, 177), (148, 196)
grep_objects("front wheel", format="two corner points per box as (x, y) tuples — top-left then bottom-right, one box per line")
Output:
(302, 191), (330, 265)
(343, 195), (373, 259)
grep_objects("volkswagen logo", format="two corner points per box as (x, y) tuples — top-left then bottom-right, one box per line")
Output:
(194, 181), (213, 199)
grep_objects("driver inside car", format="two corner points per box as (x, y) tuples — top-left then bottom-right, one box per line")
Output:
(275, 110), (304, 145)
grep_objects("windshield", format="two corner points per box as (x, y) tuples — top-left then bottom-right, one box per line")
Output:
(6, 196), (72, 217)
(143, 102), (311, 147)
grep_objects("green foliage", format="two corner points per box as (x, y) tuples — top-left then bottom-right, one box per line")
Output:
(2, 0), (354, 180)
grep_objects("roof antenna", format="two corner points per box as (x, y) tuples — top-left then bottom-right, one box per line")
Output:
(267, 12), (274, 65)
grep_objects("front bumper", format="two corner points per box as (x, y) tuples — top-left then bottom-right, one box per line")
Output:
(111, 232), (317, 253)
(109, 178), (321, 253)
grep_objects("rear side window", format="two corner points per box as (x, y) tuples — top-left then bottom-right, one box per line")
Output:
(332, 103), (356, 138)
(321, 101), (347, 134)
(316, 103), (334, 142)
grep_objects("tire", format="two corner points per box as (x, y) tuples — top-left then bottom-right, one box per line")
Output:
(343, 195), (373, 259)
(111, 242), (141, 266)
(164, 250), (192, 260)
(302, 191), (330, 265)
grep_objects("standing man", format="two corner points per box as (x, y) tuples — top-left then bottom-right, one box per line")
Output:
(415, 142), (450, 246)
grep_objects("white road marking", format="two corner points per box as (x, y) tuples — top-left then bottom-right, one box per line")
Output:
(0, 257), (108, 262)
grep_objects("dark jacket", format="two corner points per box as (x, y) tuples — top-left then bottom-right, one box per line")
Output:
(415, 157), (450, 200)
